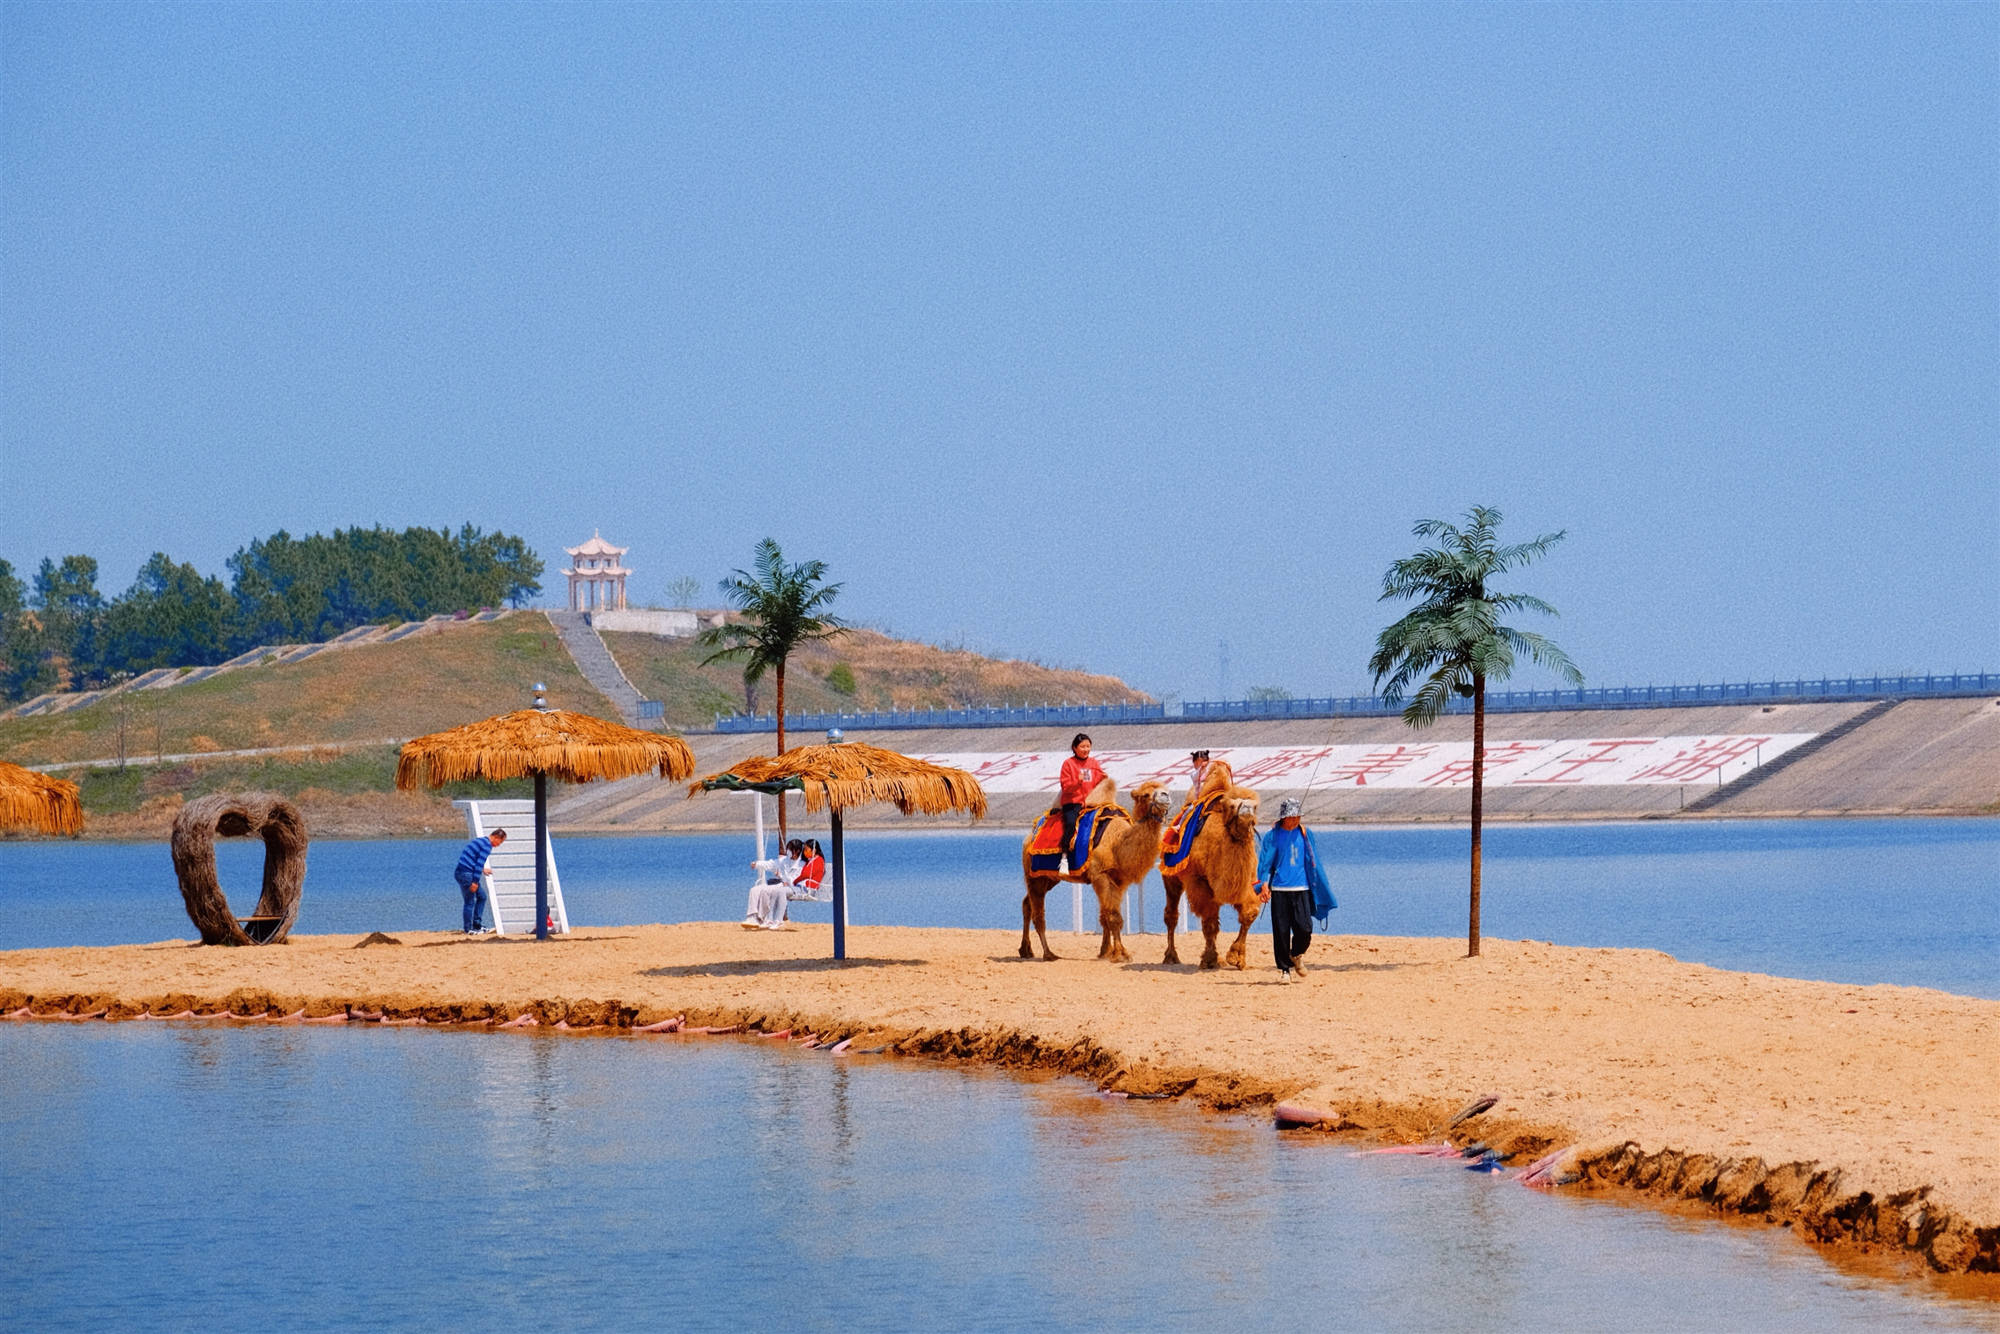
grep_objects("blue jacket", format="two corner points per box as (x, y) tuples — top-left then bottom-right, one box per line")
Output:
(1257, 824), (1337, 924)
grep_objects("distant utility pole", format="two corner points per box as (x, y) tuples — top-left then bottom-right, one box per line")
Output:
(1217, 640), (1230, 701)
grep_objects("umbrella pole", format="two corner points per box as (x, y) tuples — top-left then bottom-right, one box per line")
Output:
(831, 808), (846, 961)
(534, 772), (550, 941)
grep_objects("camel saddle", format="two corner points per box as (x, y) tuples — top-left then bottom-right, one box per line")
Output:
(1028, 803), (1124, 874)
(1160, 793), (1224, 872)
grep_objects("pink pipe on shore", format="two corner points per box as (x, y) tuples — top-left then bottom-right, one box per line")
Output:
(632, 1016), (684, 1033)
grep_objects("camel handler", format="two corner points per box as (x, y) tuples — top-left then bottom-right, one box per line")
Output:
(1254, 798), (1335, 981)
(1057, 732), (1108, 872)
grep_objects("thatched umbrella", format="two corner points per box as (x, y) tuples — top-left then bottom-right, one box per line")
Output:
(397, 685), (697, 939)
(691, 731), (987, 959)
(0, 761), (83, 837)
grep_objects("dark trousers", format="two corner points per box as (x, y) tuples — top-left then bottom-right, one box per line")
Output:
(1059, 803), (1082, 870)
(458, 875), (487, 932)
(1269, 889), (1314, 970)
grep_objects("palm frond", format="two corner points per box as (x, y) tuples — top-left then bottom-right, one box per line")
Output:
(1370, 505), (1580, 710)
(1497, 627), (1584, 685)
(1403, 668), (1465, 727)
(1490, 529), (1568, 573)
(1487, 592), (1560, 617)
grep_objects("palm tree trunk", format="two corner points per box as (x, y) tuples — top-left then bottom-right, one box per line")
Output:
(775, 661), (788, 844)
(1468, 671), (1485, 958)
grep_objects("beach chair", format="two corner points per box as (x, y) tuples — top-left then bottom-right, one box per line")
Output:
(453, 799), (571, 936)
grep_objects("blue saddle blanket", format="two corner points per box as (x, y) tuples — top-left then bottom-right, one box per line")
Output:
(1030, 804), (1116, 874)
(1159, 797), (1218, 873)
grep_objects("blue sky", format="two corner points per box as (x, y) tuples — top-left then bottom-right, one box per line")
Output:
(4, 3), (1994, 701)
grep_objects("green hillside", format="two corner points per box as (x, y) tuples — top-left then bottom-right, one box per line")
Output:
(604, 626), (1149, 726)
(0, 617), (613, 767)
(0, 612), (1151, 838)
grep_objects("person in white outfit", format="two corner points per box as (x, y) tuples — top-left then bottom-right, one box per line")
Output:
(744, 839), (805, 929)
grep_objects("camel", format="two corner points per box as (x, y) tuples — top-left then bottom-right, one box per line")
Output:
(1159, 761), (1263, 969)
(1019, 779), (1172, 963)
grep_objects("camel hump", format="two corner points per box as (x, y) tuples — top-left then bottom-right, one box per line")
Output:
(1086, 774), (1117, 805)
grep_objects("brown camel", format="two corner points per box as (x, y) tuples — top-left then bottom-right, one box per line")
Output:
(1019, 779), (1172, 963)
(1159, 761), (1263, 969)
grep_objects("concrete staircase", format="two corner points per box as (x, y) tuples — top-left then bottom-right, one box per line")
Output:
(545, 611), (648, 724)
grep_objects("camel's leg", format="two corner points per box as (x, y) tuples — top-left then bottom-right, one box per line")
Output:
(1161, 875), (1185, 965)
(1030, 886), (1058, 961)
(1225, 900), (1261, 971)
(1019, 883), (1036, 959)
(1185, 878), (1223, 969)
(1093, 875), (1130, 964)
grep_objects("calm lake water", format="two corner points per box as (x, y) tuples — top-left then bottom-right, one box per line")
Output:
(3, 1022), (1995, 1334)
(3, 818), (1994, 996)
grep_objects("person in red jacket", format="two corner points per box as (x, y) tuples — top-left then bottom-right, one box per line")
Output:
(1057, 733), (1108, 872)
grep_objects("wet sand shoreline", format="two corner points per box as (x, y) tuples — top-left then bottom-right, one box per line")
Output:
(2, 923), (1994, 1280)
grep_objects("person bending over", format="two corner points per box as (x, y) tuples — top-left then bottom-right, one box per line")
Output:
(454, 828), (507, 936)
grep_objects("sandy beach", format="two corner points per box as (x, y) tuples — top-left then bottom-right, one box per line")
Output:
(3, 923), (1995, 1279)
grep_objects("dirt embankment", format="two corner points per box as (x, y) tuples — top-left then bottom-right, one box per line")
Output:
(60, 788), (470, 841)
(2, 924), (1993, 1281)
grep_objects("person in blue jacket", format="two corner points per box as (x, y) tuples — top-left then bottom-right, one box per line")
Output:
(1254, 798), (1335, 981)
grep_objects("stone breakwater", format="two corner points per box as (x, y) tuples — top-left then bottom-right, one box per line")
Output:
(1, 923), (1994, 1281)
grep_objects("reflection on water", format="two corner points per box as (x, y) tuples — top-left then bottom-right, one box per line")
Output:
(1, 1023), (1992, 1334)
(2, 818), (1995, 995)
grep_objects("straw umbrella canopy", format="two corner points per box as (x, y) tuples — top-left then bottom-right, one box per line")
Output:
(0, 761), (83, 837)
(397, 691), (696, 939)
(691, 735), (987, 959)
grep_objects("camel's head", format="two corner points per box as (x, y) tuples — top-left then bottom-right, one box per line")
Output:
(1223, 790), (1260, 837)
(1132, 781), (1171, 821)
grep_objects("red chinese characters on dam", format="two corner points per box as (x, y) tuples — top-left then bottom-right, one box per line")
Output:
(1317, 745), (1437, 787)
(912, 734), (1817, 793)
(1515, 738), (1660, 785)
(1420, 741), (1548, 787)
(1628, 736), (1774, 784)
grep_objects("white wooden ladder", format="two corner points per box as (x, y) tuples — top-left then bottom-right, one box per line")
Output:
(453, 799), (571, 936)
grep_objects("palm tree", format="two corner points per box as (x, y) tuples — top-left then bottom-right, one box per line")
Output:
(1368, 506), (1581, 958)
(699, 539), (849, 840)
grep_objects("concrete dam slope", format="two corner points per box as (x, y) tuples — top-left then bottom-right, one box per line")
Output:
(551, 695), (1999, 832)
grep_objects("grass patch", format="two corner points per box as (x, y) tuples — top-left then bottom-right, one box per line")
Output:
(71, 746), (535, 817)
(2, 617), (616, 767)
(601, 627), (1149, 727)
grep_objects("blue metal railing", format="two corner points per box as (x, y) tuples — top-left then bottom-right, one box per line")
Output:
(708, 672), (1998, 734)
(713, 702), (1167, 734)
(1182, 673), (2000, 721)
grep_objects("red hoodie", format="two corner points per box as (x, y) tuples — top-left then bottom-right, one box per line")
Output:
(1058, 755), (1107, 806)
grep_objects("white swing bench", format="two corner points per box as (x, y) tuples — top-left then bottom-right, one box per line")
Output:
(746, 791), (833, 906)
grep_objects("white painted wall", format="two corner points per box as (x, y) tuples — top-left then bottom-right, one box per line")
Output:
(589, 608), (700, 637)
